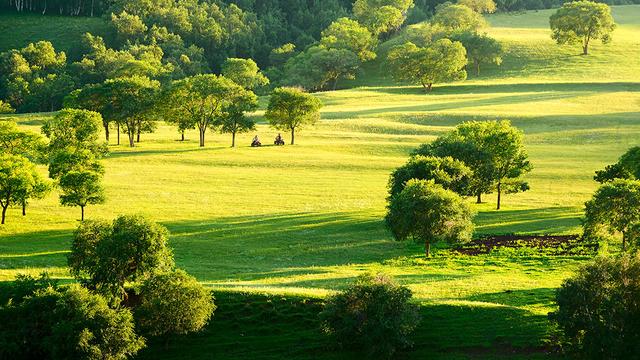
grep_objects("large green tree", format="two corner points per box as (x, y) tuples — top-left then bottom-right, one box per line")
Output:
(387, 39), (467, 92)
(550, 0), (615, 55)
(0, 155), (48, 224)
(59, 170), (106, 221)
(283, 46), (361, 91)
(68, 214), (175, 301)
(595, 146), (640, 183)
(388, 155), (472, 198)
(221, 58), (269, 90)
(414, 120), (532, 209)
(432, 2), (487, 31)
(321, 17), (378, 62)
(265, 87), (323, 145)
(214, 91), (259, 147)
(353, 0), (414, 37)
(449, 31), (502, 76)
(583, 179), (640, 250)
(386, 179), (475, 257)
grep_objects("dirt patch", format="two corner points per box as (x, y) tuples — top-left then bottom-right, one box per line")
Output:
(453, 234), (598, 256)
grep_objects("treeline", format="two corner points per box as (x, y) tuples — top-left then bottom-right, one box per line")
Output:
(0, 0), (109, 16)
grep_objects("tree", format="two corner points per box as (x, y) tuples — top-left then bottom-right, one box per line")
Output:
(388, 155), (472, 198)
(0, 155), (48, 224)
(595, 146), (640, 183)
(221, 58), (269, 90)
(214, 91), (259, 147)
(550, 0), (615, 55)
(414, 120), (531, 209)
(265, 87), (322, 145)
(320, 273), (420, 358)
(136, 270), (215, 342)
(449, 31), (502, 76)
(0, 100), (14, 114)
(387, 39), (467, 92)
(550, 254), (640, 358)
(283, 46), (361, 91)
(353, 0), (415, 37)
(110, 11), (148, 45)
(583, 179), (640, 251)
(59, 169), (106, 221)
(432, 3), (487, 32)
(386, 179), (475, 257)
(0, 120), (45, 161)
(102, 76), (161, 147)
(0, 284), (145, 360)
(42, 108), (107, 178)
(167, 74), (246, 147)
(68, 215), (175, 301)
(65, 83), (116, 143)
(321, 18), (378, 62)
(457, 0), (496, 13)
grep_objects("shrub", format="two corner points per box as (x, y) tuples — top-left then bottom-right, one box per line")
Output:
(550, 254), (640, 358)
(0, 283), (144, 360)
(320, 273), (420, 358)
(136, 270), (215, 339)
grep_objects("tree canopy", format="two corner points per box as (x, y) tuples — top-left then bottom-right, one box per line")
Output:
(320, 18), (378, 62)
(550, 0), (616, 55)
(265, 87), (322, 145)
(595, 146), (640, 183)
(432, 3), (487, 32)
(386, 179), (475, 257)
(221, 58), (269, 90)
(449, 31), (503, 76)
(388, 155), (472, 198)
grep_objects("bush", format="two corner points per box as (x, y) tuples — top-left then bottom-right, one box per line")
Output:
(550, 254), (640, 358)
(320, 273), (420, 358)
(0, 282), (144, 360)
(136, 269), (215, 339)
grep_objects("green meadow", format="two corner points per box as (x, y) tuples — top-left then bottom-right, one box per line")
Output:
(2, 6), (640, 358)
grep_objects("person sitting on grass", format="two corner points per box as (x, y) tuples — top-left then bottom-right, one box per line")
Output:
(251, 135), (261, 147)
(274, 133), (285, 146)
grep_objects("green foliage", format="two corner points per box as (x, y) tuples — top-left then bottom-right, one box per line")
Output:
(110, 11), (148, 46)
(320, 17), (378, 62)
(353, 0), (415, 37)
(0, 154), (49, 224)
(214, 90), (259, 147)
(58, 170), (105, 221)
(414, 120), (532, 209)
(551, 254), (640, 358)
(0, 120), (45, 161)
(282, 46), (361, 91)
(320, 273), (420, 358)
(583, 179), (640, 250)
(165, 74), (247, 147)
(595, 146), (640, 183)
(0, 283), (145, 360)
(136, 269), (215, 338)
(0, 272), (57, 305)
(550, 0), (616, 55)
(386, 179), (475, 256)
(457, 0), (497, 13)
(387, 38), (467, 91)
(221, 58), (269, 90)
(448, 31), (502, 76)
(0, 100), (13, 114)
(68, 214), (174, 301)
(388, 155), (472, 198)
(0, 41), (72, 112)
(265, 87), (322, 145)
(432, 2), (487, 32)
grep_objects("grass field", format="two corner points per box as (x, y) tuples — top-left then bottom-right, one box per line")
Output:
(1, 6), (640, 359)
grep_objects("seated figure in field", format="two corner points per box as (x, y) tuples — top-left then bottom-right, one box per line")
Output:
(251, 135), (261, 147)
(274, 133), (285, 146)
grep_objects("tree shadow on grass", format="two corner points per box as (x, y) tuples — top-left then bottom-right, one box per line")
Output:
(464, 288), (556, 309)
(0, 229), (70, 270)
(136, 290), (555, 360)
(164, 212), (405, 281)
(475, 207), (582, 235)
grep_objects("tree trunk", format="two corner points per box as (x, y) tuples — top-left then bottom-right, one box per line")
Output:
(81, 206), (85, 221)
(117, 123), (120, 145)
(425, 241), (431, 258)
(181, 131), (185, 141)
(128, 131), (135, 147)
(136, 128), (141, 143)
(475, 59), (480, 76)
(332, 77), (339, 91)
(476, 192), (482, 204)
(1, 205), (6, 224)
(583, 37), (590, 55)
(497, 182), (502, 210)
(199, 128), (205, 147)
(290, 128), (295, 145)
(231, 131), (236, 147)
(22, 202), (26, 216)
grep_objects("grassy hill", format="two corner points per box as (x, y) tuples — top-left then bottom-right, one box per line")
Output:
(1, 6), (640, 359)
(0, 12), (108, 59)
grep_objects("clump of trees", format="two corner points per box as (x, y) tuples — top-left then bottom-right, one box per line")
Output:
(320, 273), (420, 358)
(265, 87), (323, 145)
(43, 109), (107, 220)
(551, 254), (640, 358)
(413, 120), (532, 209)
(550, 0), (616, 55)
(595, 146), (640, 183)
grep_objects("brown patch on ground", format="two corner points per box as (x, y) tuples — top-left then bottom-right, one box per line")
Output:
(454, 234), (597, 256)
